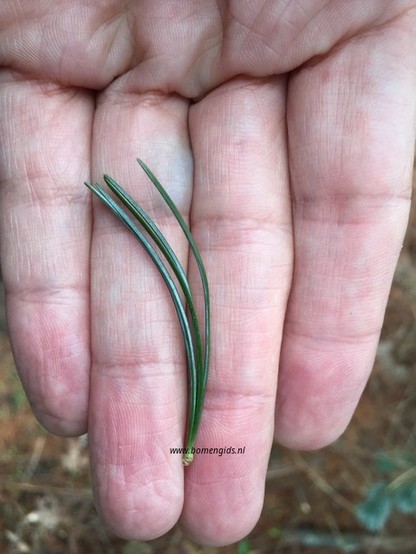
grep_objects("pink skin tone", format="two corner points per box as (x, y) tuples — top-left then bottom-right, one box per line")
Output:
(1, 0), (416, 546)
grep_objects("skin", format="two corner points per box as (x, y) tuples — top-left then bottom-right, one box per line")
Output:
(0, 0), (415, 546)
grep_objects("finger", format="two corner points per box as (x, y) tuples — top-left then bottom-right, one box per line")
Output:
(0, 72), (93, 435)
(88, 90), (193, 540)
(181, 77), (292, 545)
(275, 29), (416, 449)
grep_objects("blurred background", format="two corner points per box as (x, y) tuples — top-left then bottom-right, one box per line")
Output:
(0, 168), (415, 553)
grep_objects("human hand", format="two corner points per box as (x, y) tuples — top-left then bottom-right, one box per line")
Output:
(1, 1), (415, 546)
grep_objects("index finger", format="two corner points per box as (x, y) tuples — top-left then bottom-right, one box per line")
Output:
(0, 72), (93, 435)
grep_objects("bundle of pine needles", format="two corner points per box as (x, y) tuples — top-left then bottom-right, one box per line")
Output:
(85, 159), (210, 465)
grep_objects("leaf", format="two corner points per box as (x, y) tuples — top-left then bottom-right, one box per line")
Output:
(375, 451), (400, 474)
(376, 450), (416, 473)
(392, 482), (416, 514)
(237, 539), (251, 554)
(355, 483), (393, 531)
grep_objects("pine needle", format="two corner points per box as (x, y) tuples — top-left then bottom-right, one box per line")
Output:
(85, 160), (210, 465)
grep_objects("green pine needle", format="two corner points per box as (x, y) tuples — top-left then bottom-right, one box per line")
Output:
(85, 160), (210, 465)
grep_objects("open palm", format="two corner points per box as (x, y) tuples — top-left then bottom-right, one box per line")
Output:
(1, 1), (415, 545)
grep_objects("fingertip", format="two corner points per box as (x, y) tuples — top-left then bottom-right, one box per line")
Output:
(181, 497), (262, 547)
(273, 354), (367, 451)
(7, 301), (91, 438)
(180, 441), (269, 547)
(92, 462), (184, 541)
(274, 414), (350, 451)
(30, 399), (88, 437)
